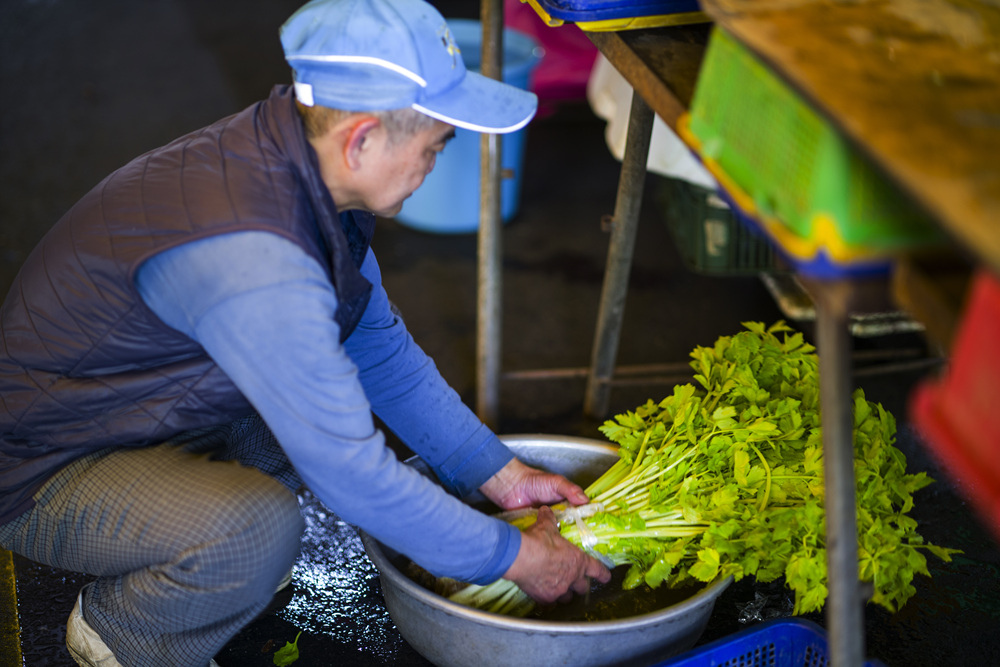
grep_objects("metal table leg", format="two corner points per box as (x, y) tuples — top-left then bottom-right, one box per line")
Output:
(476, 0), (503, 429)
(815, 281), (866, 667)
(584, 93), (654, 419)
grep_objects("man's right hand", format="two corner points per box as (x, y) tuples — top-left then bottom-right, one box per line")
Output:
(500, 506), (612, 604)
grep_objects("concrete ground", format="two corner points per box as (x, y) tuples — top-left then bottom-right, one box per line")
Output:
(2, 1), (998, 665)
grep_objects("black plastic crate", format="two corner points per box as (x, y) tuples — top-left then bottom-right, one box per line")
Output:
(656, 176), (784, 275)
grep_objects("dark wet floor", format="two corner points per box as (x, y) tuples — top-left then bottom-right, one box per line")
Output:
(2, 1), (999, 665)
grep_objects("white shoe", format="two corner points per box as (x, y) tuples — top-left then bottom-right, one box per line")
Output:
(276, 569), (293, 593)
(66, 587), (120, 667)
(66, 586), (220, 667)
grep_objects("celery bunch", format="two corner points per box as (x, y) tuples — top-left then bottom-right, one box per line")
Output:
(450, 322), (958, 617)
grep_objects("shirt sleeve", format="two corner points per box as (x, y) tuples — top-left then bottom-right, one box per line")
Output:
(345, 251), (514, 497)
(134, 230), (520, 583)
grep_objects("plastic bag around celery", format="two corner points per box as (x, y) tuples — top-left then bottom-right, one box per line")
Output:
(737, 587), (796, 624)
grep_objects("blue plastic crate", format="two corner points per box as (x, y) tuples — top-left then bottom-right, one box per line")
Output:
(531, 0), (701, 22)
(657, 618), (887, 667)
(523, 0), (707, 31)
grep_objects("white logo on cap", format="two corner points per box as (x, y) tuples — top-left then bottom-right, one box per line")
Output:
(293, 81), (315, 106)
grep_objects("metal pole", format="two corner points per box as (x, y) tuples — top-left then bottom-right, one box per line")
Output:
(476, 0), (503, 429)
(584, 93), (654, 419)
(815, 281), (866, 667)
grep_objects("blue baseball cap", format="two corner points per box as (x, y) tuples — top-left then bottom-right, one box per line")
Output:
(280, 0), (538, 134)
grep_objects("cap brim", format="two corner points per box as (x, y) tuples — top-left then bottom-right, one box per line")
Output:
(412, 71), (538, 134)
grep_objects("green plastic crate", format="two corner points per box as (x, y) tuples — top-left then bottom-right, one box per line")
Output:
(683, 27), (944, 265)
(657, 176), (783, 275)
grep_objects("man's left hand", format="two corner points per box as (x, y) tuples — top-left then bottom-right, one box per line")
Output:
(478, 458), (590, 510)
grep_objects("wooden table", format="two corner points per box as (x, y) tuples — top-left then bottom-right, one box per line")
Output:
(578, 3), (998, 665)
(702, 3), (997, 664)
(701, 0), (1000, 275)
(582, 23), (874, 665)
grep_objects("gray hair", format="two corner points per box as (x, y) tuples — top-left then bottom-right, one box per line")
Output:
(295, 101), (438, 144)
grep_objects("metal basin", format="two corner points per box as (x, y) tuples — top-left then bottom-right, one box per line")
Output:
(360, 434), (732, 667)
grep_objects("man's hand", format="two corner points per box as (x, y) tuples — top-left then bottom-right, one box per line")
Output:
(478, 458), (589, 510)
(479, 459), (611, 603)
(502, 506), (612, 603)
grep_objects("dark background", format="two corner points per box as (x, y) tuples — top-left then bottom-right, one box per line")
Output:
(2, 1), (998, 665)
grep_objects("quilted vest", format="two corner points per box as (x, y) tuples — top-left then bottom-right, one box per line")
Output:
(0, 85), (373, 522)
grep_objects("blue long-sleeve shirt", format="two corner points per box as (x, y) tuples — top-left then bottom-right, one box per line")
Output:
(135, 230), (519, 584)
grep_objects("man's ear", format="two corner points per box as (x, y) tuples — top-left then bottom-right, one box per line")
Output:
(343, 116), (381, 171)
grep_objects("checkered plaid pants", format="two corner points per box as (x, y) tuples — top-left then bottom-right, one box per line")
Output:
(0, 415), (305, 666)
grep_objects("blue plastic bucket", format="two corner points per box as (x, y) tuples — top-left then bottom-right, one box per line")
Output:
(395, 19), (542, 234)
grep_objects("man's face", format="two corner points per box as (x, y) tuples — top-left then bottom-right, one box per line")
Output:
(358, 120), (456, 218)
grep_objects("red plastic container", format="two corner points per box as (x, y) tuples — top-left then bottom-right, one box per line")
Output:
(911, 269), (1000, 541)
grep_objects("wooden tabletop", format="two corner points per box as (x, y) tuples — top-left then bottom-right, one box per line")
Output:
(586, 23), (712, 129)
(698, 0), (1000, 274)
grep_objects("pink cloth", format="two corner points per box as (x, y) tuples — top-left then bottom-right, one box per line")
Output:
(504, 0), (599, 110)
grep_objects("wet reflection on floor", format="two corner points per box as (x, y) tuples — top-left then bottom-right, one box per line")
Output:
(277, 489), (418, 664)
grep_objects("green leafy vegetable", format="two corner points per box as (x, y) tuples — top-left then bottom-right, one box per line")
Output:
(273, 631), (302, 667)
(450, 322), (959, 617)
